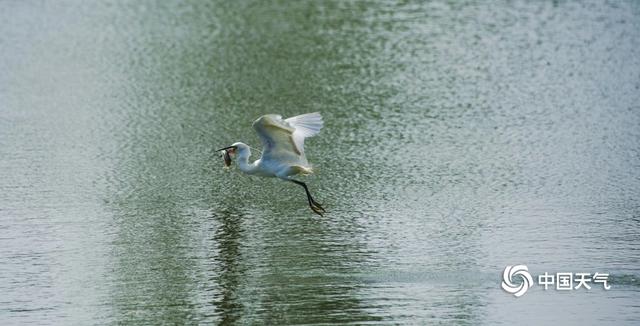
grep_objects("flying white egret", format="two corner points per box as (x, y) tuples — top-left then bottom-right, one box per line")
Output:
(217, 112), (326, 216)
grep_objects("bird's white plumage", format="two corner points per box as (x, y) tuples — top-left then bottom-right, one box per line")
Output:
(222, 112), (326, 215)
(252, 112), (323, 170)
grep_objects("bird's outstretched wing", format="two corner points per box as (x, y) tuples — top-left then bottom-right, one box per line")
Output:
(252, 113), (323, 167)
(285, 112), (323, 155)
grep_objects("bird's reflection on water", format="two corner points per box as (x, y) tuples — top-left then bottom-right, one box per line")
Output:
(211, 208), (246, 324)
(206, 206), (385, 324)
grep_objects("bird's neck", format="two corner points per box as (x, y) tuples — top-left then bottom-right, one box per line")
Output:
(236, 149), (257, 174)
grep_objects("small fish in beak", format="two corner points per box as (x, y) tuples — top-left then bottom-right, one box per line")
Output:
(222, 150), (232, 168)
(217, 146), (237, 169)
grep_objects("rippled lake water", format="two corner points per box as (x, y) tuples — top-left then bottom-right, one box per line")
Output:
(1, 1), (639, 325)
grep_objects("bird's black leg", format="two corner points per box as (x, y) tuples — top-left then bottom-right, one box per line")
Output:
(289, 179), (325, 216)
(294, 180), (325, 212)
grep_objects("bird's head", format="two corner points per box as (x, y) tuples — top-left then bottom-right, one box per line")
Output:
(216, 142), (250, 158)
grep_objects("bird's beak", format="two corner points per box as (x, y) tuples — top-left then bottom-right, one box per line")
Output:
(216, 146), (237, 152)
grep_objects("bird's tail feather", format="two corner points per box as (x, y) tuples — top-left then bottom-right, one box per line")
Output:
(292, 165), (314, 175)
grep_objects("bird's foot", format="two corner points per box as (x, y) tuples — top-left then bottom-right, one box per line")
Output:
(311, 200), (326, 213)
(307, 195), (325, 213)
(309, 198), (325, 216)
(310, 203), (324, 216)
